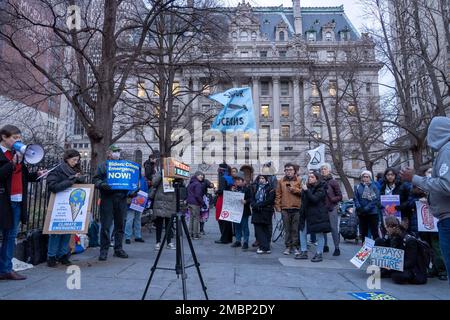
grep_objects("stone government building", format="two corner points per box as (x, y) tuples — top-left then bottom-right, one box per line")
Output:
(68, 0), (384, 193)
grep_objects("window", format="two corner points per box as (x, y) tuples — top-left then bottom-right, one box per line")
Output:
(279, 51), (287, 57)
(281, 125), (290, 138)
(202, 104), (211, 113)
(366, 83), (371, 94)
(172, 81), (180, 96)
(348, 104), (356, 114)
(341, 31), (350, 41)
(325, 31), (332, 41)
(232, 32), (237, 40)
(251, 31), (257, 40)
(240, 31), (248, 41)
(279, 31), (285, 41)
(328, 81), (337, 96)
(312, 125), (322, 139)
(241, 51), (249, 58)
(280, 81), (289, 96)
(261, 105), (270, 118)
(261, 125), (270, 133)
(311, 81), (319, 97)
(281, 104), (289, 118)
(260, 51), (267, 58)
(327, 51), (335, 62)
(310, 51), (318, 60)
(307, 32), (316, 42)
(261, 81), (269, 95)
(312, 104), (321, 117)
(137, 81), (146, 98)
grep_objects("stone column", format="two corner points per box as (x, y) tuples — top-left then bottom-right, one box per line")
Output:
(251, 76), (260, 130)
(272, 76), (280, 130)
(293, 76), (301, 137)
(302, 80), (310, 136)
(192, 77), (200, 114)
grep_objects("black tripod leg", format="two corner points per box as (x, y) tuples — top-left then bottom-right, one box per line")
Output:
(175, 214), (188, 300)
(181, 215), (209, 300)
(141, 216), (173, 300)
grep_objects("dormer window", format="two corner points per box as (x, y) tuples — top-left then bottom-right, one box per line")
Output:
(340, 30), (351, 41)
(240, 31), (248, 41)
(279, 31), (285, 41)
(325, 32), (332, 41)
(307, 31), (316, 42)
(251, 31), (257, 41)
(232, 32), (237, 40)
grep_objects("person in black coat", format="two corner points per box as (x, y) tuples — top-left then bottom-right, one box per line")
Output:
(0, 125), (45, 280)
(380, 167), (412, 236)
(251, 175), (275, 254)
(46, 149), (85, 267)
(297, 171), (331, 262)
(375, 216), (427, 285)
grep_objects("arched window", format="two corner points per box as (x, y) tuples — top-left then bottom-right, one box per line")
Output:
(240, 31), (248, 41)
(251, 31), (257, 40)
(232, 31), (237, 40)
(279, 31), (285, 41)
(134, 150), (143, 166)
(307, 32), (316, 42)
(325, 31), (332, 41)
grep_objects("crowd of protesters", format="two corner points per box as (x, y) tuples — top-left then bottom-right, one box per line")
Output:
(1, 117), (449, 287)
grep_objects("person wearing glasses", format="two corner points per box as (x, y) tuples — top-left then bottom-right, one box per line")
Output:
(354, 170), (380, 240)
(275, 163), (302, 256)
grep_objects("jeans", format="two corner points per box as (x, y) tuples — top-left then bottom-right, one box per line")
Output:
(0, 202), (21, 274)
(234, 215), (250, 244)
(100, 195), (127, 253)
(438, 217), (450, 285)
(125, 209), (142, 240)
(299, 223), (326, 254)
(188, 204), (200, 237)
(47, 234), (71, 258)
(282, 209), (300, 248)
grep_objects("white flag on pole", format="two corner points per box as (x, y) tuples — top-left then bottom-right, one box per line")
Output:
(307, 144), (325, 171)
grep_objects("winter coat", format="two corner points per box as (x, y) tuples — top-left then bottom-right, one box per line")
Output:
(323, 175), (343, 211)
(46, 162), (85, 194)
(299, 181), (331, 234)
(251, 183), (275, 225)
(380, 181), (412, 221)
(186, 176), (204, 207)
(0, 149), (39, 229)
(92, 161), (128, 200)
(275, 176), (301, 211)
(231, 185), (252, 218)
(354, 182), (380, 216)
(149, 171), (176, 218)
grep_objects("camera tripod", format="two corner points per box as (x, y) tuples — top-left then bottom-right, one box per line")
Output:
(141, 182), (209, 300)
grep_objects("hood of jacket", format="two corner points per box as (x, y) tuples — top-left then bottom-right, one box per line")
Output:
(427, 116), (450, 152)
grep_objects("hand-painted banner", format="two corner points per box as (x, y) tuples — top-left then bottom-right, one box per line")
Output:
(130, 191), (148, 213)
(380, 195), (401, 223)
(350, 237), (375, 269)
(209, 87), (256, 132)
(416, 200), (438, 232)
(370, 246), (405, 272)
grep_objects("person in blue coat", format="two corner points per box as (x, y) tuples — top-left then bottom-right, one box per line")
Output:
(125, 172), (149, 244)
(354, 170), (380, 240)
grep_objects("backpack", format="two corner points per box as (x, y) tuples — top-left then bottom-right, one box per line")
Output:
(404, 234), (434, 273)
(88, 220), (100, 247)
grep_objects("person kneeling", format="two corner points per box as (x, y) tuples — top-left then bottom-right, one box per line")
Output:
(375, 216), (427, 285)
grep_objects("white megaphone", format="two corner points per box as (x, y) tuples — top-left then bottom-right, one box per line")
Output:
(12, 142), (45, 165)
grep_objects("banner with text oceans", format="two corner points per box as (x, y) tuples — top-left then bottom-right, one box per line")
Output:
(209, 87), (256, 132)
(106, 160), (140, 191)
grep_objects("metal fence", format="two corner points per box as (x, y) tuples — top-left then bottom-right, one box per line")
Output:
(18, 158), (100, 237)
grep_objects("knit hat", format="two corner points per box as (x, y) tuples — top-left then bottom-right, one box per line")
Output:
(194, 171), (204, 177)
(261, 162), (276, 175)
(109, 144), (121, 152)
(360, 170), (373, 179)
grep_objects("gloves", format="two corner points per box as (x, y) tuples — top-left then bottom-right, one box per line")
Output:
(100, 183), (112, 191)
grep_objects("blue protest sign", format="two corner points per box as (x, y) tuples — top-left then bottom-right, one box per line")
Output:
(209, 87), (256, 132)
(106, 160), (140, 191)
(348, 292), (397, 300)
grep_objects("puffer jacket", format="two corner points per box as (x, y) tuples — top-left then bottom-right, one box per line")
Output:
(299, 181), (331, 234)
(150, 171), (177, 218)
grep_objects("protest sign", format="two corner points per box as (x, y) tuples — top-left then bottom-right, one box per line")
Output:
(370, 246), (405, 272)
(416, 201), (438, 232)
(350, 237), (375, 269)
(348, 292), (397, 300)
(219, 190), (244, 223)
(130, 191), (148, 213)
(106, 160), (140, 190)
(162, 169), (175, 193)
(43, 184), (94, 234)
(380, 195), (401, 223)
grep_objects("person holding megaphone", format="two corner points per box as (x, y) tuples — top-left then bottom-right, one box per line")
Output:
(0, 125), (47, 281)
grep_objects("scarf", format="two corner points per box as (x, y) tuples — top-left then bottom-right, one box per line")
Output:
(255, 183), (267, 204)
(385, 184), (395, 195)
(60, 161), (78, 177)
(361, 183), (377, 201)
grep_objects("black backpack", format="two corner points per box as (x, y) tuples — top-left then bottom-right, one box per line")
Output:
(23, 230), (49, 265)
(404, 234), (434, 273)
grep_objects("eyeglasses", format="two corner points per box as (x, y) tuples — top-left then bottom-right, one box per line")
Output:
(284, 168), (294, 172)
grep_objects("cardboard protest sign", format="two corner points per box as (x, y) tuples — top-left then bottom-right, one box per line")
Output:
(370, 246), (405, 272)
(380, 195), (401, 223)
(219, 190), (244, 223)
(130, 191), (148, 213)
(350, 237), (375, 269)
(106, 160), (140, 190)
(43, 184), (94, 234)
(416, 201), (438, 232)
(162, 169), (175, 193)
(348, 292), (397, 300)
